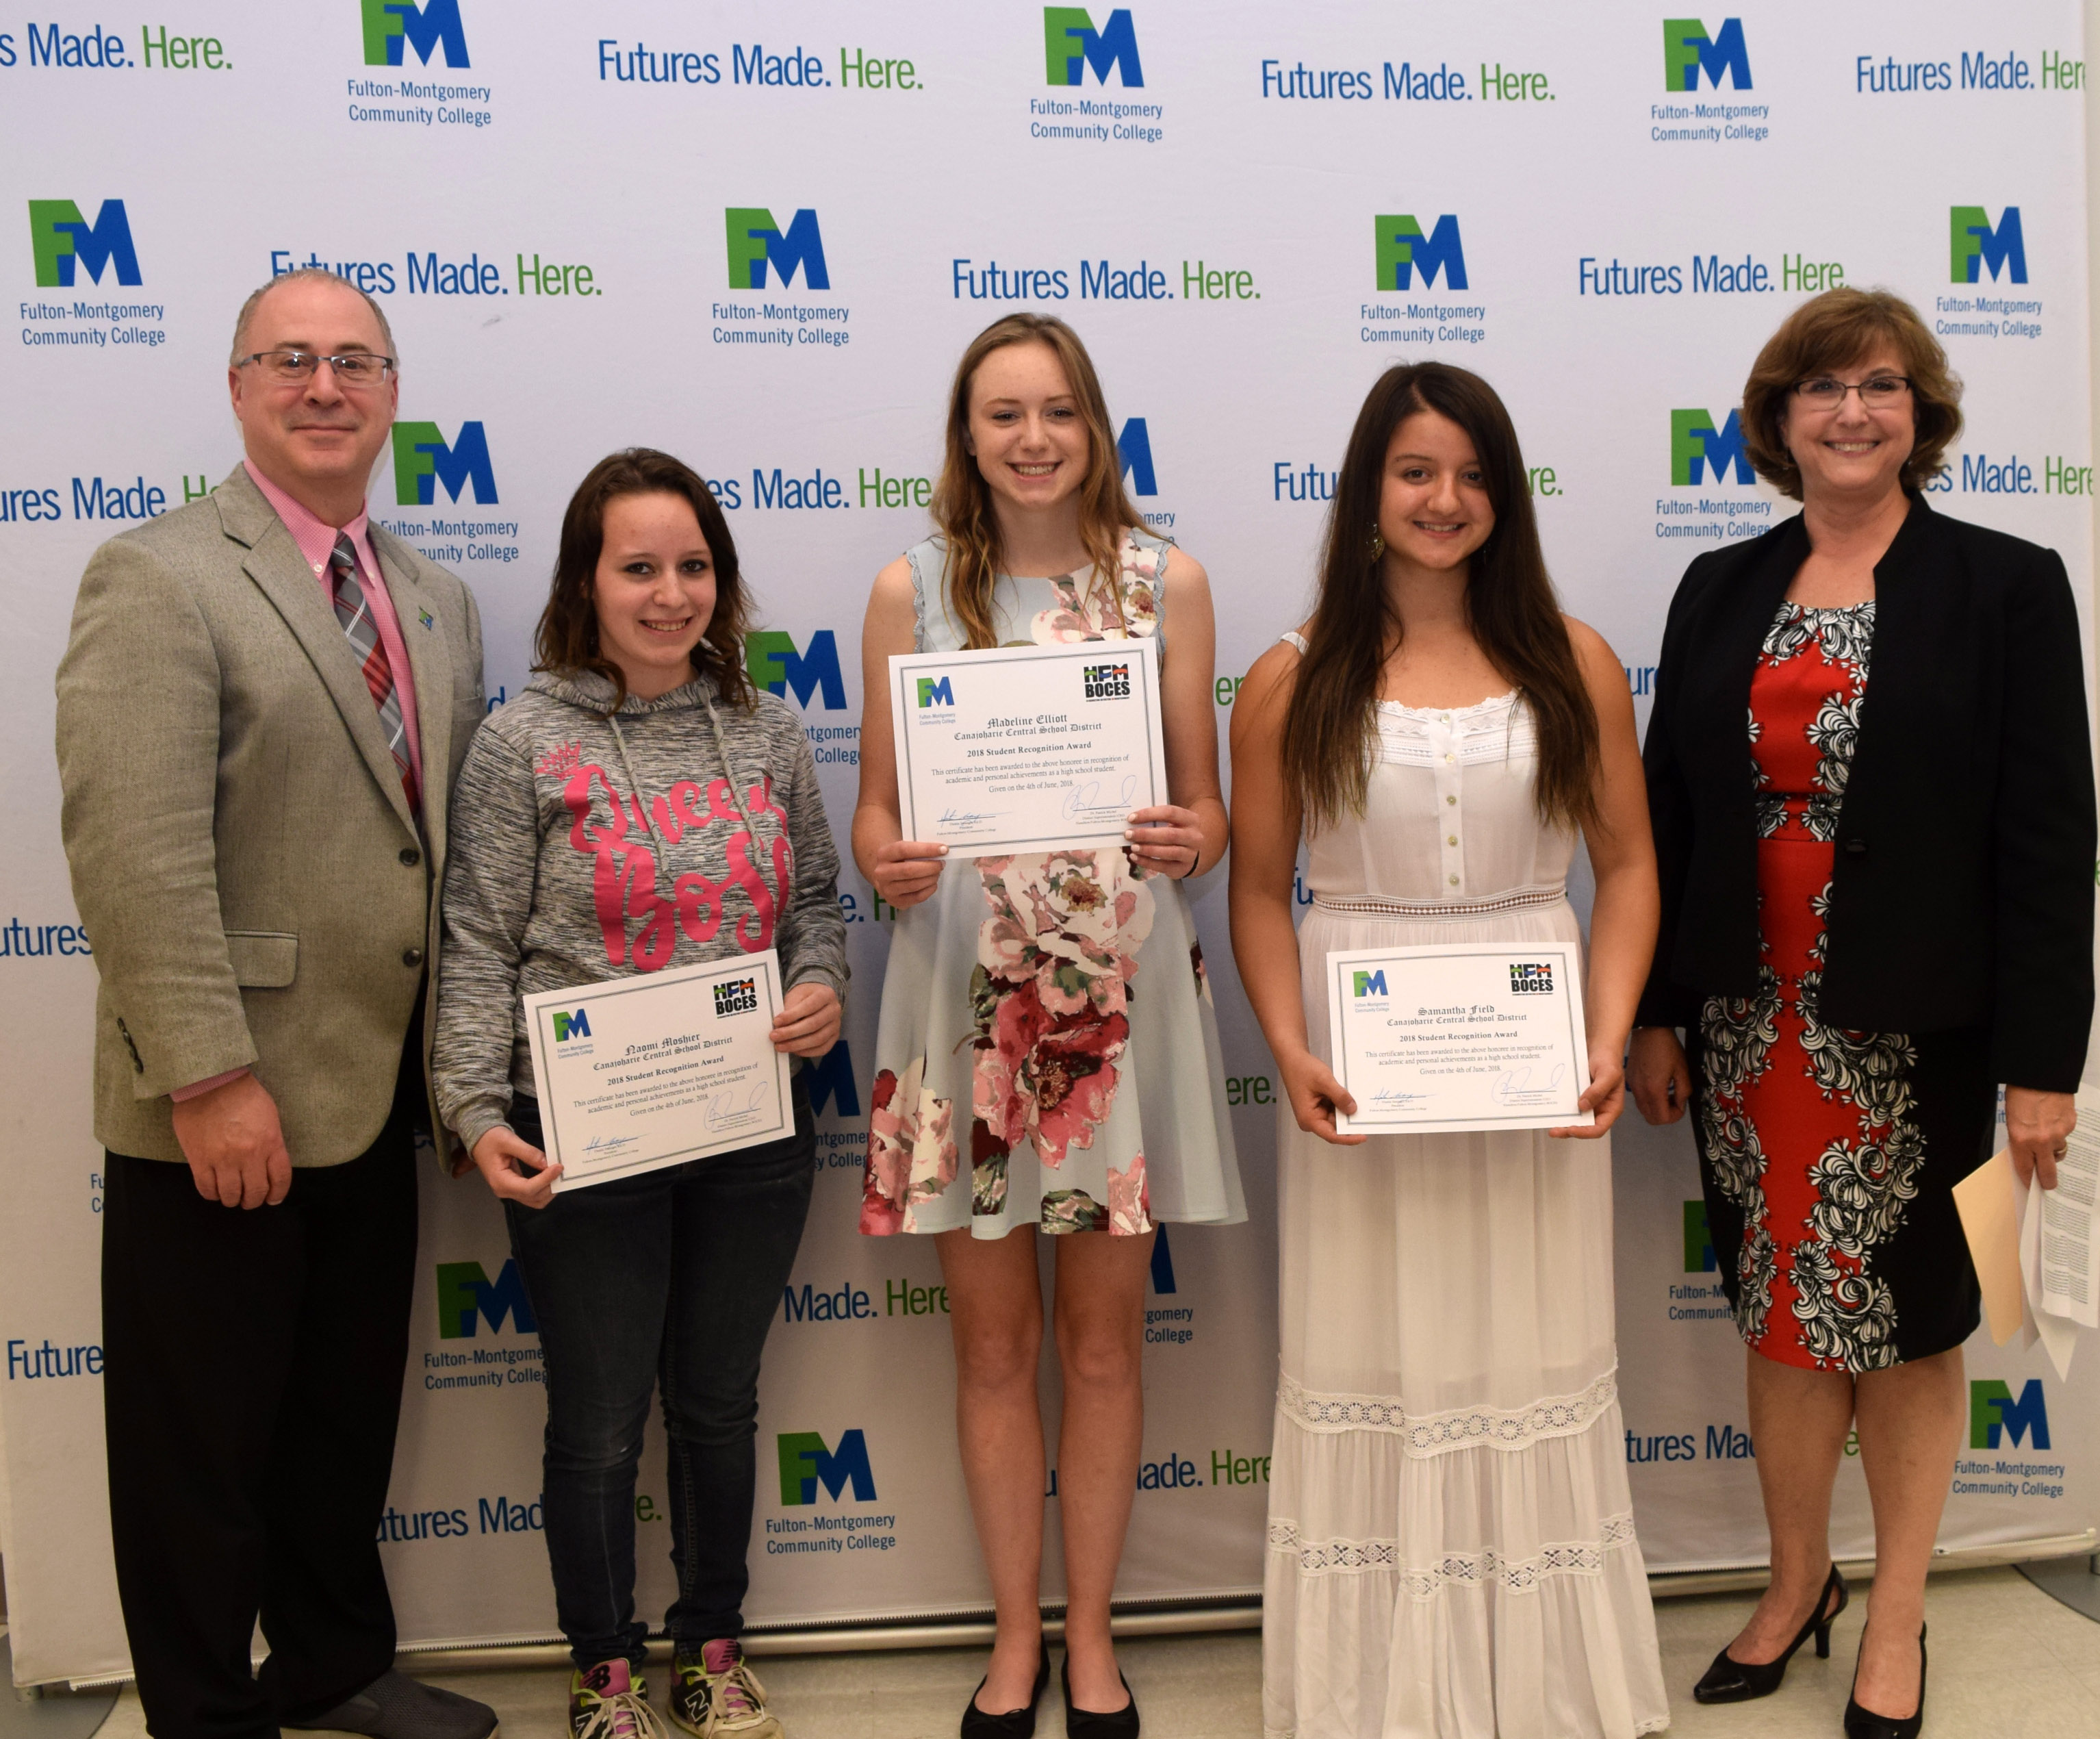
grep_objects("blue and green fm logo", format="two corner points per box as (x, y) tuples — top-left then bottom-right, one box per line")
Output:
(1374, 216), (1467, 292)
(436, 1258), (536, 1338)
(747, 631), (847, 710)
(1971, 1378), (2049, 1450)
(725, 209), (830, 291)
(392, 421), (498, 505)
(552, 1008), (589, 1041)
(1044, 8), (1142, 88)
(1352, 969), (1387, 998)
(1670, 407), (1753, 485)
(1951, 206), (2027, 284)
(28, 199), (141, 286)
(778, 1428), (878, 1503)
(1663, 18), (1751, 91)
(917, 675), (956, 709)
(361, 0), (468, 67)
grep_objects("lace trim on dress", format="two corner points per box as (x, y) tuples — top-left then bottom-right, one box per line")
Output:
(1275, 1367), (1617, 1457)
(1312, 886), (1567, 919)
(1266, 1511), (1641, 1595)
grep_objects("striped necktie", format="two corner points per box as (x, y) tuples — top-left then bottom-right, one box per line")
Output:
(329, 532), (421, 813)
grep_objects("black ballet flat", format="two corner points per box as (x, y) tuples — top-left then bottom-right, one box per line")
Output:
(1843, 1622), (1926, 1739)
(1691, 1562), (1848, 1703)
(1060, 1655), (1138, 1738)
(961, 1638), (1051, 1738)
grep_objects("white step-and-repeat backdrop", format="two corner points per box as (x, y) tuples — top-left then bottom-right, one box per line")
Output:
(3, 0), (2095, 1688)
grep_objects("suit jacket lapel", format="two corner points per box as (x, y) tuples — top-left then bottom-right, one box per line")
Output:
(372, 530), (455, 851)
(217, 467), (420, 837)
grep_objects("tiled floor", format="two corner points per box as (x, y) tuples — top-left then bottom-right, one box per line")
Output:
(68, 1566), (2100, 1738)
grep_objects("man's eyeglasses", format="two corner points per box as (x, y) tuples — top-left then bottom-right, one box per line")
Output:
(1793, 375), (1910, 408)
(235, 348), (396, 387)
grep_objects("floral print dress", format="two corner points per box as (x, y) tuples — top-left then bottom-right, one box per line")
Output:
(860, 531), (1244, 1239)
(1697, 600), (1973, 1372)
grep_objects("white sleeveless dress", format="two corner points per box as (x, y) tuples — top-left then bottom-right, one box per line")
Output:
(1264, 638), (1667, 1738)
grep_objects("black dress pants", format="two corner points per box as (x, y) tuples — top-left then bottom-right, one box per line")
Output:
(103, 1052), (421, 1739)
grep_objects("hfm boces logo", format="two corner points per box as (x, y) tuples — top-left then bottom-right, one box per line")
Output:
(1970, 1379), (2049, 1450)
(1670, 409), (1754, 485)
(393, 422), (498, 505)
(778, 1429), (877, 1503)
(725, 209), (830, 291)
(1663, 18), (1751, 90)
(29, 199), (141, 286)
(1044, 8), (1142, 87)
(362, 0), (468, 67)
(1951, 206), (2027, 284)
(1375, 215), (1467, 292)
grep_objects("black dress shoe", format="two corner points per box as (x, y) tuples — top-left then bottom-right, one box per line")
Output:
(1691, 1562), (1849, 1703)
(961, 1638), (1051, 1738)
(1060, 1655), (1138, 1738)
(1844, 1622), (1926, 1739)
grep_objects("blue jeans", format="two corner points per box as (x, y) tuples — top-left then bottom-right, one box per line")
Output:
(505, 1078), (813, 1669)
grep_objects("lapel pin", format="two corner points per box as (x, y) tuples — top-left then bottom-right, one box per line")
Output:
(418, 608), (435, 631)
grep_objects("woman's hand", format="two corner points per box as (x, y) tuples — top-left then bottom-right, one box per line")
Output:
(1552, 1041), (1627, 1139)
(1628, 1026), (1693, 1126)
(2006, 1085), (2077, 1191)
(868, 838), (947, 909)
(771, 982), (843, 1058)
(1278, 1048), (1367, 1147)
(1125, 804), (1205, 878)
(472, 1126), (561, 1209)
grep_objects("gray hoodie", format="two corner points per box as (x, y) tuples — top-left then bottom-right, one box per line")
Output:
(432, 667), (846, 1155)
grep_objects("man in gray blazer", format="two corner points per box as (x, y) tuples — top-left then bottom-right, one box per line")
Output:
(55, 270), (498, 1739)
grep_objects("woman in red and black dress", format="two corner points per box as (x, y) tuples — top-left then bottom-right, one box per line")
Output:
(1630, 288), (2094, 1739)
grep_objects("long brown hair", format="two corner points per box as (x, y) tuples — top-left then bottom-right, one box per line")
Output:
(1281, 363), (1600, 833)
(930, 313), (1142, 649)
(534, 448), (753, 715)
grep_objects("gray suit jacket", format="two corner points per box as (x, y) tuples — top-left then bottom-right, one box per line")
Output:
(55, 463), (487, 1165)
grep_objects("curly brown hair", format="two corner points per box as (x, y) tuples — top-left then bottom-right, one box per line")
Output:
(533, 448), (753, 715)
(1742, 288), (1962, 498)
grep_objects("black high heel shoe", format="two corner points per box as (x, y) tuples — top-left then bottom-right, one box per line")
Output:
(1060, 1653), (1139, 1738)
(1691, 1562), (1849, 1703)
(961, 1638), (1051, 1738)
(1844, 1623), (1926, 1739)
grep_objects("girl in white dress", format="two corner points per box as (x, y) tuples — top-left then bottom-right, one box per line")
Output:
(1229, 363), (1670, 1738)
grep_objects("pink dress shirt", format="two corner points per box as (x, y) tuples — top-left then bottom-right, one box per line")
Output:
(172, 464), (431, 1104)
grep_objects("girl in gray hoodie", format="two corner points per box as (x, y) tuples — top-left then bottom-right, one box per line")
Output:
(433, 449), (843, 1739)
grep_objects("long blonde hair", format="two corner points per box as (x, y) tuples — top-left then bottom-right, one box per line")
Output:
(930, 313), (1142, 649)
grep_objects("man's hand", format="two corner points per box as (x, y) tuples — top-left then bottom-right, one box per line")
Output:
(2006, 1085), (2077, 1191)
(170, 1071), (292, 1208)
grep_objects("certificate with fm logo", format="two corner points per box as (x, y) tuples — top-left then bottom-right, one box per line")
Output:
(888, 637), (1166, 856)
(1325, 941), (1593, 1135)
(522, 950), (794, 1190)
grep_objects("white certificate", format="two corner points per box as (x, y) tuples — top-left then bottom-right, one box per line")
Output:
(1325, 941), (1593, 1135)
(889, 637), (1168, 856)
(522, 952), (795, 1191)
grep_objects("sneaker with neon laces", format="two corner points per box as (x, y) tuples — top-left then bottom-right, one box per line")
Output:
(669, 1640), (783, 1739)
(569, 1660), (668, 1739)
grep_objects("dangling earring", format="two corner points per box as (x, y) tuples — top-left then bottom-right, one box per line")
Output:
(1369, 529), (1385, 560)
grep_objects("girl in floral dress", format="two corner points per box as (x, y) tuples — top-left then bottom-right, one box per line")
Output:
(854, 314), (1242, 1736)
